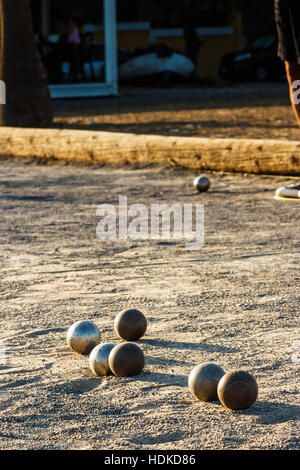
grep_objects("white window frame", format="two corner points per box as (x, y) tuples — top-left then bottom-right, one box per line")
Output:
(44, 0), (118, 98)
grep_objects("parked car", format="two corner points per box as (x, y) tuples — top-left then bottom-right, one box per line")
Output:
(219, 36), (285, 82)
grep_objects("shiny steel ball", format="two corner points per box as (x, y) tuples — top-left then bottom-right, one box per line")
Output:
(193, 175), (211, 193)
(89, 342), (116, 376)
(188, 362), (225, 402)
(67, 320), (101, 355)
(114, 308), (147, 341)
(217, 370), (258, 410)
(108, 342), (145, 377)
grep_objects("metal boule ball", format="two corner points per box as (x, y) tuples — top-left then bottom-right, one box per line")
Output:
(193, 175), (211, 193)
(108, 342), (145, 377)
(114, 308), (147, 341)
(89, 342), (116, 376)
(67, 320), (101, 355)
(188, 362), (225, 402)
(217, 370), (258, 410)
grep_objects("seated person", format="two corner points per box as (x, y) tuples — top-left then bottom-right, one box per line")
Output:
(66, 18), (84, 81)
(67, 19), (82, 46)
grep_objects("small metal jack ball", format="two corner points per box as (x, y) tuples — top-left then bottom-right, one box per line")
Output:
(193, 175), (211, 193)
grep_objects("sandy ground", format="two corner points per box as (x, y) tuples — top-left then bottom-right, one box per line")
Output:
(53, 83), (300, 141)
(0, 156), (299, 450)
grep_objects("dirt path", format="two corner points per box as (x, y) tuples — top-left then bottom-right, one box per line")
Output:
(53, 84), (300, 141)
(0, 157), (299, 450)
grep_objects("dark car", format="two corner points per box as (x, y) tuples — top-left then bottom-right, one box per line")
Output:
(219, 36), (285, 82)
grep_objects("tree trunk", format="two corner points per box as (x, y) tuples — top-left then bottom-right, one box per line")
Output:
(0, 0), (52, 127)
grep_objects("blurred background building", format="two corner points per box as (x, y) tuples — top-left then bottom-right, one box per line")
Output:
(29, 0), (278, 96)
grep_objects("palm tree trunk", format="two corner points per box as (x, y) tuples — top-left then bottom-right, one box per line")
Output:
(0, 0), (52, 127)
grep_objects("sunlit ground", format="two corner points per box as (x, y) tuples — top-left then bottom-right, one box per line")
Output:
(53, 83), (300, 141)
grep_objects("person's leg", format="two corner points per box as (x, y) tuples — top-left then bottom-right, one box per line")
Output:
(275, 61), (300, 198)
(274, 1), (300, 198)
(285, 61), (300, 127)
(276, 64), (300, 199)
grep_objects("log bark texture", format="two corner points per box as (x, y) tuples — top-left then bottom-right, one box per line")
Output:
(0, 127), (299, 175)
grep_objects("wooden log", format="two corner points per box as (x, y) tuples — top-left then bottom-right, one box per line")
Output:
(0, 127), (299, 175)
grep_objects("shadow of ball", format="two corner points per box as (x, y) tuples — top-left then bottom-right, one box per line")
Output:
(193, 176), (211, 193)
(114, 308), (147, 341)
(108, 342), (145, 377)
(67, 320), (101, 355)
(217, 370), (258, 410)
(188, 362), (225, 401)
(89, 342), (116, 376)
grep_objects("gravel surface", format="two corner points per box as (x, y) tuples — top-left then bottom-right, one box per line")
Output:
(0, 157), (299, 450)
